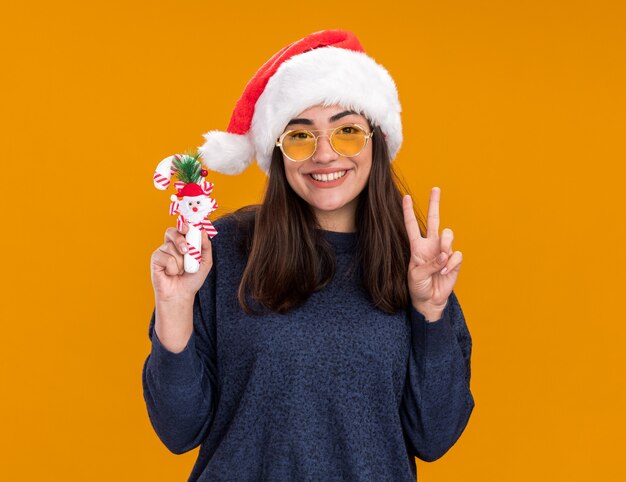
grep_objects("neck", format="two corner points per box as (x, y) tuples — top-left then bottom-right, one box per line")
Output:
(313, 203), (357, 233)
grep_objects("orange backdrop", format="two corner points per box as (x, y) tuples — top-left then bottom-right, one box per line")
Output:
(2, 1), (625, 480)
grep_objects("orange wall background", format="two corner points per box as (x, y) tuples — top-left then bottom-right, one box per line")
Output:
(2, 1), (625, 480)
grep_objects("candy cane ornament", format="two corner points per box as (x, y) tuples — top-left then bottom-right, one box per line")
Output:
(153, 156), (178, 190)
(153, 152), (218, 274)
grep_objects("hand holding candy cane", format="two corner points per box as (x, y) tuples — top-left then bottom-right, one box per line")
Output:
(150, 223), (213, 304)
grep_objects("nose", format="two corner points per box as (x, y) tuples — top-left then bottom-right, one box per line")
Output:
(312, 134), (339, 163)
(192, 207), (198, 212)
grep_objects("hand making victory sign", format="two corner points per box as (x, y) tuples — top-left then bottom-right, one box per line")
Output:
(403, 187), (463, 322)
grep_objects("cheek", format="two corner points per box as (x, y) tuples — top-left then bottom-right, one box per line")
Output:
(365, 165), (373, 182)
(282, 162), (301, 192)
(357, 159), (373, 184)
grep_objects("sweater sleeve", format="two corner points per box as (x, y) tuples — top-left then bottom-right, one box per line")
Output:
(400, 290), (475, 462)
(141, 268), (218, 455)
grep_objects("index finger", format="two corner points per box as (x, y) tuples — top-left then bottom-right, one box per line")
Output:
(427, 187), (441, 238)
(164, 225), (189, 254)
(402, 195), (423, 241)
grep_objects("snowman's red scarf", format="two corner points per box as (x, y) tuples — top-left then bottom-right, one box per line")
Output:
(176, 214), (218, 239)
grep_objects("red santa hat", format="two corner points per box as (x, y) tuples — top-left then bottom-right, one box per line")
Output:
(198, 29), (403, 175)
(174, 183), (205, 198)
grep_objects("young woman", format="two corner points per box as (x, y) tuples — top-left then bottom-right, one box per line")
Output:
(143, 30), (474, 482)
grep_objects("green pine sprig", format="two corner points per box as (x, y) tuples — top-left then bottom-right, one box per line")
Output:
(173, 150), (202, 184)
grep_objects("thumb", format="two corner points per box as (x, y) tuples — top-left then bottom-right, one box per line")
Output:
(410, 251), (449, 282)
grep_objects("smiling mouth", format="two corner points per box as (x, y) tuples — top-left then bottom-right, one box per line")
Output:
(309, 170), (347, 182)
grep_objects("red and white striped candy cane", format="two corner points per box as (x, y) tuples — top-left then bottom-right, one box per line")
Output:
(183, 221), (203, 272)
(152, 154), (186, 190)
(174, 214), (207, 272)
(171, 214), (200, 274)
(154, 153), (215, 274)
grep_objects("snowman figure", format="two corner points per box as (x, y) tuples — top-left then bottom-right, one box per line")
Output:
(173, 182), (217, 223)
(153, 152), (218, 273)
(170, 182), (218, 237)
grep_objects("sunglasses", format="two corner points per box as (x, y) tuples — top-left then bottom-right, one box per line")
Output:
(276, 123), (374, 162)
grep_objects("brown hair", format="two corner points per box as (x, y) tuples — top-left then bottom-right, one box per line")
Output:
(231, 124), (426, 314)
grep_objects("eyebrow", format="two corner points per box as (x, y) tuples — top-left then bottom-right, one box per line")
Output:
(285, 110), (358, 127)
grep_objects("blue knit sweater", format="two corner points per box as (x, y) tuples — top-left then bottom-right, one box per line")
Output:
(142, 215), (474, 481)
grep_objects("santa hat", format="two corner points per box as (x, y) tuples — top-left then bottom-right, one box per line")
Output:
(198, 29), (402, 175)
(172, 183), (205, 198)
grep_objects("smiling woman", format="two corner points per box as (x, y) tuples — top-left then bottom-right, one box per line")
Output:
(143, 29), (474, 482)
(236, 102), (410, 314)
(279, 105), (374, 232)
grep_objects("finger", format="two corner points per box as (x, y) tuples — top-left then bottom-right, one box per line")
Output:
(427, 187), (440, 238)
(411, 251), (449, 279)
(440, 250), (463, 275)
(158, 242), (184, 274)
(402, 195), (423, 241)
(165, 226), (189, 255)
(440, 228), (454, 255)
(177, 221), (189, 235)
(152, 249), (183, 276)
(158, 244), (184, 275)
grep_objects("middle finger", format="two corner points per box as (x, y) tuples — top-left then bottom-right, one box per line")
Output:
(427, 187), (440, 238)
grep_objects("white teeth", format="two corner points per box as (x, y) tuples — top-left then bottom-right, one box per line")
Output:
(310, 170), (347, 182)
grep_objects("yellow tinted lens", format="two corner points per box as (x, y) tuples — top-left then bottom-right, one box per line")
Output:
(331, 125), (367, 156)
(282, 130), (316, 161)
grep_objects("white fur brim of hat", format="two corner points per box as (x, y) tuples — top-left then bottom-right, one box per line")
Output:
(199, 46), (403, 175)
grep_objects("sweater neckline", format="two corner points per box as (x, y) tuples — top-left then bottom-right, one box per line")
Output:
(319, 229), (358, 253)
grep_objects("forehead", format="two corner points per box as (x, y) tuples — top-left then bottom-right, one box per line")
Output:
(286, 104), (369, 127)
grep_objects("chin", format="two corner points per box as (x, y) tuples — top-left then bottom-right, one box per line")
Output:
(309, 195), (358, 215)
(313, 201), (347, 212)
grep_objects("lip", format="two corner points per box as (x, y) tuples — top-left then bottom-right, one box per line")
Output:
(305, 169), (351, 188)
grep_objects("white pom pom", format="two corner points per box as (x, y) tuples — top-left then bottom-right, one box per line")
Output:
(170, 194), (178, 202)
(197, 130), (255, 175)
